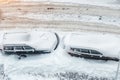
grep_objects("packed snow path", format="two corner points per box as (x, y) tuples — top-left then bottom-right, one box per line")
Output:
(0, 2), (120, 34)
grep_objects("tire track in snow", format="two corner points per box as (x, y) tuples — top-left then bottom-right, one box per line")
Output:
(1, 2), (120, 17)
(1, 17), (120, 34)
(0, 2), (120, 34)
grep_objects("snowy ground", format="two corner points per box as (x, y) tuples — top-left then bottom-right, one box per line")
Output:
(8, 13), (119, 26)
(1, 0), (120, 34)
(22, 0), (120, 8)
(0, 29), (120, 80)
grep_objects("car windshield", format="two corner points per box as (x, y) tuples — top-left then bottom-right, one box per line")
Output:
(90, 50), (102, 55)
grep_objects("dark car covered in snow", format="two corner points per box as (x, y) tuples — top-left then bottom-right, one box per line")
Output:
(3, 44), (51, 54)
(4, 44), (35, 54)
(68, 47), (119, 61)
(63, 33), (120, 62)
(1, 31), (59, 55)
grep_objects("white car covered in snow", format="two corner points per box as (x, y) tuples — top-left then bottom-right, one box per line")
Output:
(63, 33), (120, 61)
(0, 31), (59, 55)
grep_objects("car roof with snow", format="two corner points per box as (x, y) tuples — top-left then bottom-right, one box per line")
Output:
(3, 31), (58, 52)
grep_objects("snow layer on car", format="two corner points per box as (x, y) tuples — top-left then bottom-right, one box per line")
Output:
(3, 32), (30, 44)
(3, 31), (57, 52)
(28, 31), (57, 51)
(64, 33), (120, 58)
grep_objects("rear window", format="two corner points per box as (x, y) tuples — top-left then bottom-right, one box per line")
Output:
(4, 46), (14, 50)
(81, 49), (90, 53)
(75, 48), (81, 52)
(71, 48), (75, 51)
(71, 48), (81, 52)
(90, 50), (102, 55)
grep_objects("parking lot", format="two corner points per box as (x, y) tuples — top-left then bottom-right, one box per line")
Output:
(0, 30), (119, 80)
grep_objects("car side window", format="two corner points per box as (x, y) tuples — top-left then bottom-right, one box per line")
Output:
(15, 46), (23, 50)
(24, 46), (33, 49)
(81, 49), (90, 53)
(90, 50), (102, 55)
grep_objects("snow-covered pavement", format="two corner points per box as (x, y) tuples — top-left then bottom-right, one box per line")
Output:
(0, 1), (120, 34)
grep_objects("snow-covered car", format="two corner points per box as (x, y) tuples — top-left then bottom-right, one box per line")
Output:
(63, 33), (120, 61)
(67, 47), (119, 61)
(1, 31), (59, 55)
